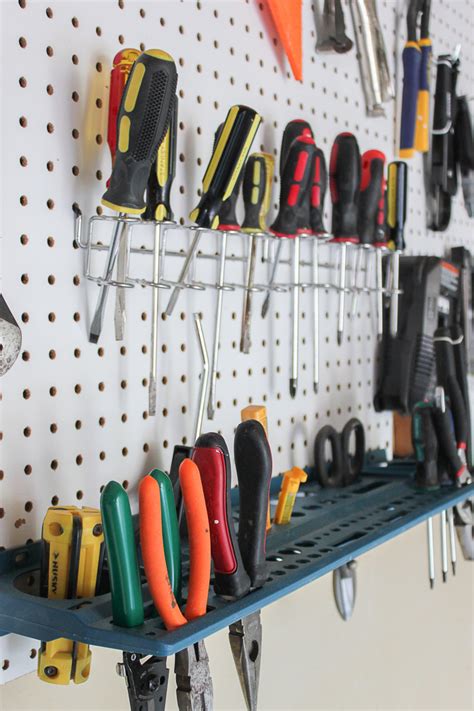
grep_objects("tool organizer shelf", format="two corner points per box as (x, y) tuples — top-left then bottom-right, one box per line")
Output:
(0, 465), (473, 658)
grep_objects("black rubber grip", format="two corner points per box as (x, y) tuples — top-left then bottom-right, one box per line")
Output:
(432, 405), (464, 481)
(280, 119), (313, 175)
(102, 50), (177, 214)
(340, 418), (365, 485)
(143, 95), (178, 221)
(314, 425), (344, 488)
(242, 154), (267, 232)
(358, 151), (385, 245)
(190, 105), (261, 229)
(212, 123), (243, 230)
(330, 133), (361, 242)
(234, 420), (272, 589)
(412, 404), (439, 489)
(309, 148), (328, 235)
(192, 432), (251, 599)
(454, 96), (474, 175)
(270, 135), (316, 237)
(434, 327), (468, 448)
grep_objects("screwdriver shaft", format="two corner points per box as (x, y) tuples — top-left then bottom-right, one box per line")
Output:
(149, 223), (162, 416)
(312, 239), (319, 393)
(89, 216), (125, 343)
(208, 232), (228, 420)
(290, 237), (300, 398)
(337, 243), (347, 346)
(390, 250), (400, 336)
(261, 240), (283, 318)
(376, 248), (384, 341)
(114, 225), (130, 340)
(447, 508), (457, 575)
(441, 510), (448, 582)
(427, 517), (435, 588)
(165, 231), (202, 317)
(193, 313), (209, 442)
(351, 246), (364, 319)
(240, 234), (257, 354)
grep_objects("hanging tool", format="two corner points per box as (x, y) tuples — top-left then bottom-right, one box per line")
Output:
(454, 96), (474, 217)
(267, 0), (303, 80)
(314, 418), (365, 619)
(230, 419), (273, 711)
(353, 150), (385, 338)
(399, 0), (431, 157)
(315, 0), (353, 53)
(271, 130), (316, 397)
(89, 50), (177, 343)
(349, 0), (394, 116)
(274, 467), (308, 525)
(241, 404), (273, 532)
(386, 160), (407, 337)
(38, 507), (104, 684)
(330, 133), (361, 346)
(165, 105), (261, 317)
(145, 96), (178, 415)
(0, 291), (22, 376)
(139, 462), (213, 710)
(240, 153), (274, 354)
(262, 120), (313, 319)
(310, 147), (328, 393)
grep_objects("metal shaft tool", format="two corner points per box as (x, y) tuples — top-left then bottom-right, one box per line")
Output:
(144, 96), (178, 415)
(427, 517), (435, 588)
(447, 507), (457, 574)
(270, 129), (316, 397)
(440, 510), (448, 582)
(165, 105), (262, 316)
(89, 50), (177, 343)
(329, 133), (361, 346)
(386, 161), (407, 337)
(240, 153), (274, 353)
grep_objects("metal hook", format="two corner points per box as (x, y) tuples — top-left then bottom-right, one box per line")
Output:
(193, 313), (210, 442)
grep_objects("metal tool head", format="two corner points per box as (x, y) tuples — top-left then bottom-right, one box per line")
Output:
(175, 641), (213, 711)
(333, 561), (357, 620)
(0, 294), (22, 376)
(228, 612), (262, 711)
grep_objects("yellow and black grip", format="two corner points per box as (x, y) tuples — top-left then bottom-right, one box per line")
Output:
(38, 507), (104, 685)
(189, 105), (262, 229)
(102, 49), (177, 215)
(271, 134), (316, 238)
(144, 94), (178, 221)
(386, 161), (408, 252)
(414, 38), (432, 153)
(213, 123), (243, 231)
(241, 153), (274, 233)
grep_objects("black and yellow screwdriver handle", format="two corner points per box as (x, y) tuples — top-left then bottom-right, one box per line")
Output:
(102, 50), (177, 215)
(143, 95), (178, 222)
(189, 105), (262, 229)
(386, 161), (408, 252)
(241, 153), (274, 233)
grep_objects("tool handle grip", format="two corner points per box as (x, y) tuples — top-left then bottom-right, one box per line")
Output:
(149, 469), (182, 601)
(234, 420), (273, 589)
(434, 329), (469, 449)
(242, 154), (268, 232)
(386, 161), (407, 251)
(100, 482), (144, 627)
(192, 433), (251, 599)
(330, 133), (361, 242)
(412, 404), (439, 489)
(399, 43), (422, 158)
(102, 50), (177, 215)
(358, 150), (385, 245)
(107, 49), (140, 168)
(144, 95), (178, 221)
(314, 425), (345, 487)
(432, 406), (465, 482)
(190, 105), (261, 229)
(271, 135), (316, 237)
(310, 148), (327, 235)
(280, 120), (313, 175)
(454, 96), (474, 175)
(414, 40), (432, 153)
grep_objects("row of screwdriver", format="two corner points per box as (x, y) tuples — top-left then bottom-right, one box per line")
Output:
(86, 48), (408, 415)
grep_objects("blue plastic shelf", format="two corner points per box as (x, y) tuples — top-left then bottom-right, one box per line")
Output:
(1, 465), (472, 657)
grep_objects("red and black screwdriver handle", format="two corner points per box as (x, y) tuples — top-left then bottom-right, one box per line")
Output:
(310, 148), (328, 235)
(270, 134), (316, 237)
(434, 327), (468, 452)
(358, 150), (386, 245)
(192, 433), (251, 599)
(234, 420), (273, 589)
(330, 133), (361, 243)
(280, 119), (313, 175)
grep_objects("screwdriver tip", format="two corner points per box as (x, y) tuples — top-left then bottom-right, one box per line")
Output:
(442, 572), (447, 583)
(452, 563), (456, 576)
(430, 579), (435, 589)
(261, 299), (269, 319)
(313, 383), (319, 394)
(289, 379), (297, 398)
(89, 331), (99, 344)
(337, 332), (343, 346)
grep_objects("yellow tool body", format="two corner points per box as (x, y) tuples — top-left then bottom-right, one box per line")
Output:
(274, 467), (308, 525)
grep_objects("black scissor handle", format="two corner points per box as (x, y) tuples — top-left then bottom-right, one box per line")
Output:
(314, 425), (345, 488)
(341, 418), (365, 485)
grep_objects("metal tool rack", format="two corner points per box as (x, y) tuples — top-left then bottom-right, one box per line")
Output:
(1, 0), (474, 682)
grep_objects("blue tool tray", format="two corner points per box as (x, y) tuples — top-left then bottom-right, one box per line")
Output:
(1, 463), (472, 657)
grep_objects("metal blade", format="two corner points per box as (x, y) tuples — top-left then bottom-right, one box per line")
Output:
(228, 612), (262, 711)
(333, 561), (357, 620)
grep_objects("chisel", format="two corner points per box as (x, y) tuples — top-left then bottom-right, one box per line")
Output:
(165, 105), (262, 317)
(89, 50), (177, 343)
(329, 133), (361, 346)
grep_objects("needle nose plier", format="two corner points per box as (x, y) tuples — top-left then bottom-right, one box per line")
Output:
(139, 459), (213, 711)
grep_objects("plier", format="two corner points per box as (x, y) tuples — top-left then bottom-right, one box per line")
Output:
(139, 460), (213, 711)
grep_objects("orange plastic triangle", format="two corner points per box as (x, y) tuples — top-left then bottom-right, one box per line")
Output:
(267, 0), (303, 81)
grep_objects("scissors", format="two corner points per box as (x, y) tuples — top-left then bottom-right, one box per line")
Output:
(314, 418), (365, 488)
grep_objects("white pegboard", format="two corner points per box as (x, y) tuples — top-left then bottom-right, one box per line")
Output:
(0, 0), (473, 683)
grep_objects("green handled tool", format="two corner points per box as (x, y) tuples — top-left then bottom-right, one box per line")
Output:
(149, 468), (182, 602)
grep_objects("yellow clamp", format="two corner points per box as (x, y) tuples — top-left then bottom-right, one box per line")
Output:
(274, 467), (308, 525)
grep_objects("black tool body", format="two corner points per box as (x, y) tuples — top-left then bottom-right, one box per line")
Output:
(310, 148), (328, 235)
(330, 132), (361, 242)
(314, 419), (365, 488)
(358, 151), (385, 245)
(434, 327), (468, 450)
(271, 135), (316, 237)
(144, 95), (178, 221)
